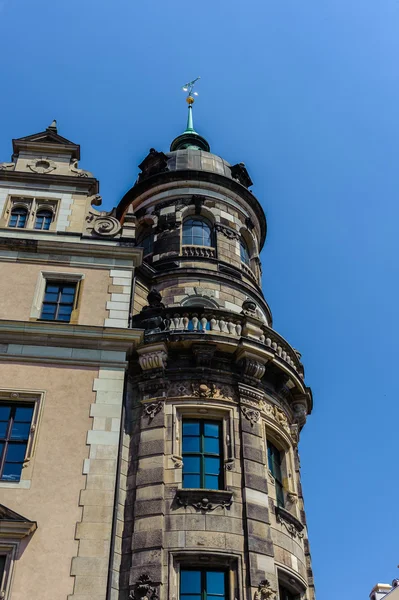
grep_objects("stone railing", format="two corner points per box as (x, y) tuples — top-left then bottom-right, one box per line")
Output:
(182, 245), (216, 258)
(154, 307), (302, 375)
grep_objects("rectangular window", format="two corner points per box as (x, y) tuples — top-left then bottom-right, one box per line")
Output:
(180, 569), (227, 600)
(0, 554), (6, 588)
(40, 281), (77, 322)
(0, 403), (34, 482)
(182, 420), (222, 490)
(267, 441), (285, 507)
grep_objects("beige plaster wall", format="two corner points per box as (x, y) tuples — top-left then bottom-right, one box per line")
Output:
(0, 361), (97, 600)
(0, 262), (111, 326)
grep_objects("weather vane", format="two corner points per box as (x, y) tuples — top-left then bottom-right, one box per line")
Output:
(182, 76), (200, 104)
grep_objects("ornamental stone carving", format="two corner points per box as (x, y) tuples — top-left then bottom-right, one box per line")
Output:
(129, 574), (159, 600)
(191, 382), (232, 400)
(238, 357), (266, 381)
(276, 509), (304, 539)
(27, 158), (57, 174)
(69, 158), (93, 178)
(176, 490), (233, 512)
(254, 580), (276, 600)
(241, 406), (260, 426)
(0, 162), (15, 171)
(215, 223), (240, 240)
(143, 401), (163, 421)
(137, 342), (168, 372)
(92, 215), (122, 237)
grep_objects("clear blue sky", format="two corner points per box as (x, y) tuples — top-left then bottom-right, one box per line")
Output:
(1, 1), (398, 597)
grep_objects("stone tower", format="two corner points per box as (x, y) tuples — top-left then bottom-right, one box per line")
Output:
(114, 93), (315, 600)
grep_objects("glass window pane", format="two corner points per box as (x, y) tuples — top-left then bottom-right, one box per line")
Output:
(181, 571), (201, 593)
(183, 422), (200, 435)
(0, 406), (11, 420)
(58, 305), (73, 315)
(58, 314), (72, 322)
(0, 443), (4, 458)
(14, 406), (34, 422)
(204, 437), (219, 454)
(61, 286), (76, 296)
(46, 285), (60, 293)
(183, 474), (200, 488)
(182, 437), (200, 453)
(0, 423), (8, 438)
(10, 422), (31, 440)
(204, 423), (219, 437)
(44, 292), (59, 302)
(204, 474), (219, 489)
(206, 571), (225, 594)
(183, 456), (200, 474)
(205, 457), (220, 475)
(6, 443), (27, 462)
(1, 462), (23, 481)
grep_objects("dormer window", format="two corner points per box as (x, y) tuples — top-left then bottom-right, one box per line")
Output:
(183, 217), (213, 247)
(34, 210), (53, 231)
(9, 206), (28, 229)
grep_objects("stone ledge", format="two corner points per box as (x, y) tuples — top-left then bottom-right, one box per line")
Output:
(175, 488), (233, 512)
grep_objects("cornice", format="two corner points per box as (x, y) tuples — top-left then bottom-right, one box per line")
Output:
(0, 320), (144, 351)
(0, 235), (143, 265)
(116, 169), (267, 250)
(0, 170), (98, 195)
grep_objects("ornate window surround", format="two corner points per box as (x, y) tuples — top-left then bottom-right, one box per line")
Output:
(264, 422), (297, 514)
(171, 402), (236, 490)
(30, 271), (85, 325)
(0, 390), (45, 489)
(169, 551), (242, 600)
(1, 196), (59, 231)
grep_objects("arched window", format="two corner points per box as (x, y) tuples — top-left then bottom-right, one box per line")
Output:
(240, 238), (250, 265)
(34, 210), (52, 231)
(9, 206), (28, 228)
(183, 218), (212, 247)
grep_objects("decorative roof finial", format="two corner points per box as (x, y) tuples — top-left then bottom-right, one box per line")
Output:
(170, 77), (210, 152)
(47, 120), (57, 132)
(182, 76), (200, 133)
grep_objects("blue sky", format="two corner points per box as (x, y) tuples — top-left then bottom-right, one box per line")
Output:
(1, 0), (399, 597)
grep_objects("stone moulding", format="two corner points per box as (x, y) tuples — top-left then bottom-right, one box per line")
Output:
(275, 506), (304, 539)
(175, 489), (233, 512)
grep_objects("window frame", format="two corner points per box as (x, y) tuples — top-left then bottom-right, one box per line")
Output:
(171, 404), (235, 490)
(137, 232), (154, 257)
(180, 568), (228, 600)
(0, 390), (44, 490)
(3, 196), (58, 231)
(267, 440), (285, 508)
(40, 280), (77, 322)
(0, 403), (35, 483)
(182, 217), (214, 248)
(34, 209), (53, 231)
(30, 271), (85, 324)
(8, 206), (28, 229)
(170, 553), (240, 600)
(239, 238), (251, 265)
(182, 419), (223, 490)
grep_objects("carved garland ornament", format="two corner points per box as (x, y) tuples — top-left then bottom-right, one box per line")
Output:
(129, 574), (159, 600)
(254, 580), (276, 600)
(27, 157), (57, 174)
(276, 512), (304, 539)
(177, 495), (232, 512)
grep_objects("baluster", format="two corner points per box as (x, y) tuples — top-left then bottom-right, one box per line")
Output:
(210, 316), (217, 331)
(282, 350), (287, 360)
(236, 323), (242, 336)
(192, 314), (199, 331)
(277, 346), (282, 356)
(173, 314), (180, 329)
(200, 316), (208, 331)
(272, 342), (277, 351)
(265, 337), (271, 347)
(227, 320), (236, 335)
(182, 314), (189, 330)
(260, 334), (265, 343)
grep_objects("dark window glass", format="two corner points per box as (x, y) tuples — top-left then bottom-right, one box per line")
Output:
(34, 210), (52, 230)
(240, 239), (250, 265)
(279, 585), (298, 600)
(182, 420), (222, 490)
(180, 569), (227, 600)
(0, 403), (34, 482)
(183, 218), (212, 247)
(139, 234), (154, 257)
(9, 207), (28, 228)
(267, 441), (285, 507)
(40, 281), (77, 322)
(0, 554), (6, 587)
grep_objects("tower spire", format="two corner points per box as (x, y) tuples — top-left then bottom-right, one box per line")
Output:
(170, 77), (210, 152)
